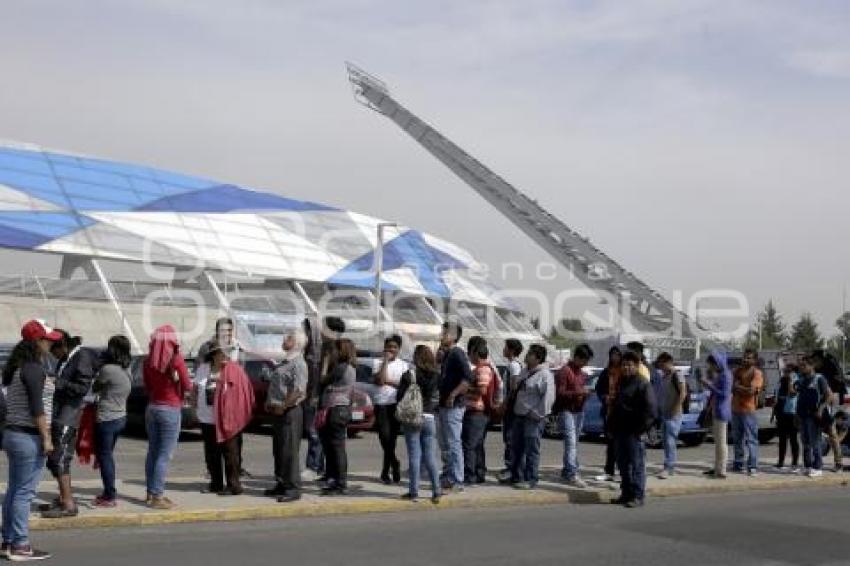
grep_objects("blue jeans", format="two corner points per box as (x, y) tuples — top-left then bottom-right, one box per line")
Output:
(560, 411), (584, 480)
(799, 416), (823, 470)
(731, 412), (759, 471)
(502, 412), (514, 471)
(303, 404), (324, 474)
(404, 415), (441, 498)
(96, 417), (127, 500)
(438, 406), (466, 486)
(511, 415), (544, 485)
(462, 411), (489, 483)
(2, 431), (46, 546)
(145, 405), (181, 497)
(662, 415), (683, 472)
(616, 433), (646, 502)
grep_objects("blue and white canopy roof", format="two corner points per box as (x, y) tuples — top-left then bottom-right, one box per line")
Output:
(0, 141), (511, 308)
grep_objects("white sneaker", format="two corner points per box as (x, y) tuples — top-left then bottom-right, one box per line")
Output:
(657, 470), (670, 480)
(809, 469), (823, 478)
(747, 469), (759, 477)
(566, 477), (588, 488)
(594, 474), (615, 482)
(789, 466), (800, 474)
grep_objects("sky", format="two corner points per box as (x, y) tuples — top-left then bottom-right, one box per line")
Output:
(1, 0), (848, 338)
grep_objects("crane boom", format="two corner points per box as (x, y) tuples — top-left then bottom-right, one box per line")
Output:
(346, 63), (696, 346)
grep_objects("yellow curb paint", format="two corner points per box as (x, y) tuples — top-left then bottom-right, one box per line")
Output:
(26, 477), (845, 531)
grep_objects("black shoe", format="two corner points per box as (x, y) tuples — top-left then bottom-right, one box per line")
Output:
(264, 485), (287, 497)
(321, 486), (346, 496)
(218, 487), (244, 497)
(610, 496), (629, 505)
(40, 506), (79, 519)
(277, 492), (302, 503)
(202, 483), (225, 494)
(624, 499), (644, 509)
(392, 461), (401, 484)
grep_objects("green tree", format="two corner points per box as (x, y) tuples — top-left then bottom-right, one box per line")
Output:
(548, 318), (584, 350)
(744, 300), (788, 350)
(789, 312), (824, 352)
(837, 311), (850, 342)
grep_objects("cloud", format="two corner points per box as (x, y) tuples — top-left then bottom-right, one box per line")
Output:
(788, 49), (850, 79)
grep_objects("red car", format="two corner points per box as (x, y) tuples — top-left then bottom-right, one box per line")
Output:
(243, 356), (375, 435)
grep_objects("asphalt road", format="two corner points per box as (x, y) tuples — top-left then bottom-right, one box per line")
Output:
(0, 427), (785, 481)
(29, 487), (850, 566)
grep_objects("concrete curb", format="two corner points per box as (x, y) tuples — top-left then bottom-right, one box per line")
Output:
(26, 475), (849, 531)
(29, 490), (585, 531)
(647, 474), (849, 498)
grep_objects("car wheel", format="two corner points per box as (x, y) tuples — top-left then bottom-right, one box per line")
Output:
(645, 424), (662, 449)
(681, 432), (706, 448)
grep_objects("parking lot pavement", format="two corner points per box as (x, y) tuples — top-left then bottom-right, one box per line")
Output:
(30, 487), (850, 566)
(3, 429), (846, 531)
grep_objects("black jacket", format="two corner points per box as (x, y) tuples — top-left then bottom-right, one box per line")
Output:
(610, 374), (657, 436)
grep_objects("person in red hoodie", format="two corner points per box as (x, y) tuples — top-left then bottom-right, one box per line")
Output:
(143, 324), (192, 510)
(553, 344), (594, 488)
(209, 342), (255, 496)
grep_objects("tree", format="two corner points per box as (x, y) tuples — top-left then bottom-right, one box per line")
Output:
(834, 311), (850, 365)
(548, 318), (584, 350)
(789, 313), (824, 352)
(744, 300), (787, 350)
(837, 311), (850, 342)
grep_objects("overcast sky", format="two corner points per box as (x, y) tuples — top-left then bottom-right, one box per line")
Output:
(2, 0), (848, 337)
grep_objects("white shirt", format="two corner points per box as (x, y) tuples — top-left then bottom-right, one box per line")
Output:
(194, 363), (217, 425)
(371, 358), (409, 406)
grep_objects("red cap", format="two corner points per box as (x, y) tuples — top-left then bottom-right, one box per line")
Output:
(21, 319), (63, 342)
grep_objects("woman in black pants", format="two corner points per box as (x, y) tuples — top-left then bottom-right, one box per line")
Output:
(774, 365), (800, 471)
(319, 339), (356, 495)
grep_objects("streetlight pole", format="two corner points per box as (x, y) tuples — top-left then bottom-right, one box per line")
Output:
(843, 285), (847, 371)
(375, 222), (397, 335)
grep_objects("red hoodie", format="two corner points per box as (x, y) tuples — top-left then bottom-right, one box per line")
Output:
(143, 324), (192, 408)
(214, 361), (255, 443)
(553, 361), (588, 413)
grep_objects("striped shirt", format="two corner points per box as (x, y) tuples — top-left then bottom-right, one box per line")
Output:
(5, 361), (47, 434)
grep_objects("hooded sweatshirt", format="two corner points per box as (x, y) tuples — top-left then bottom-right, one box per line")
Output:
(703, 350), (733, 423)
(143, 324), (192, 408)
(214, 361), (255, 442)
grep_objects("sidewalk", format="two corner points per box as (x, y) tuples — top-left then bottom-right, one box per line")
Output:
(16, 460), (848, 531)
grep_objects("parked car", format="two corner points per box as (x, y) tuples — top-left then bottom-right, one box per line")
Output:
(125, 355), (199, 432)
(243, 354), (375, 436)
(544, 367), (710, 448)
(692, 355), (777, 444)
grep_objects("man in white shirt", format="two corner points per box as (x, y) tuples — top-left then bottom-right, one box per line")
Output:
(373, 335), (409, 484)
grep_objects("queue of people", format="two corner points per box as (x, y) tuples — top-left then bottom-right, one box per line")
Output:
(2, 315), (847, 561)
